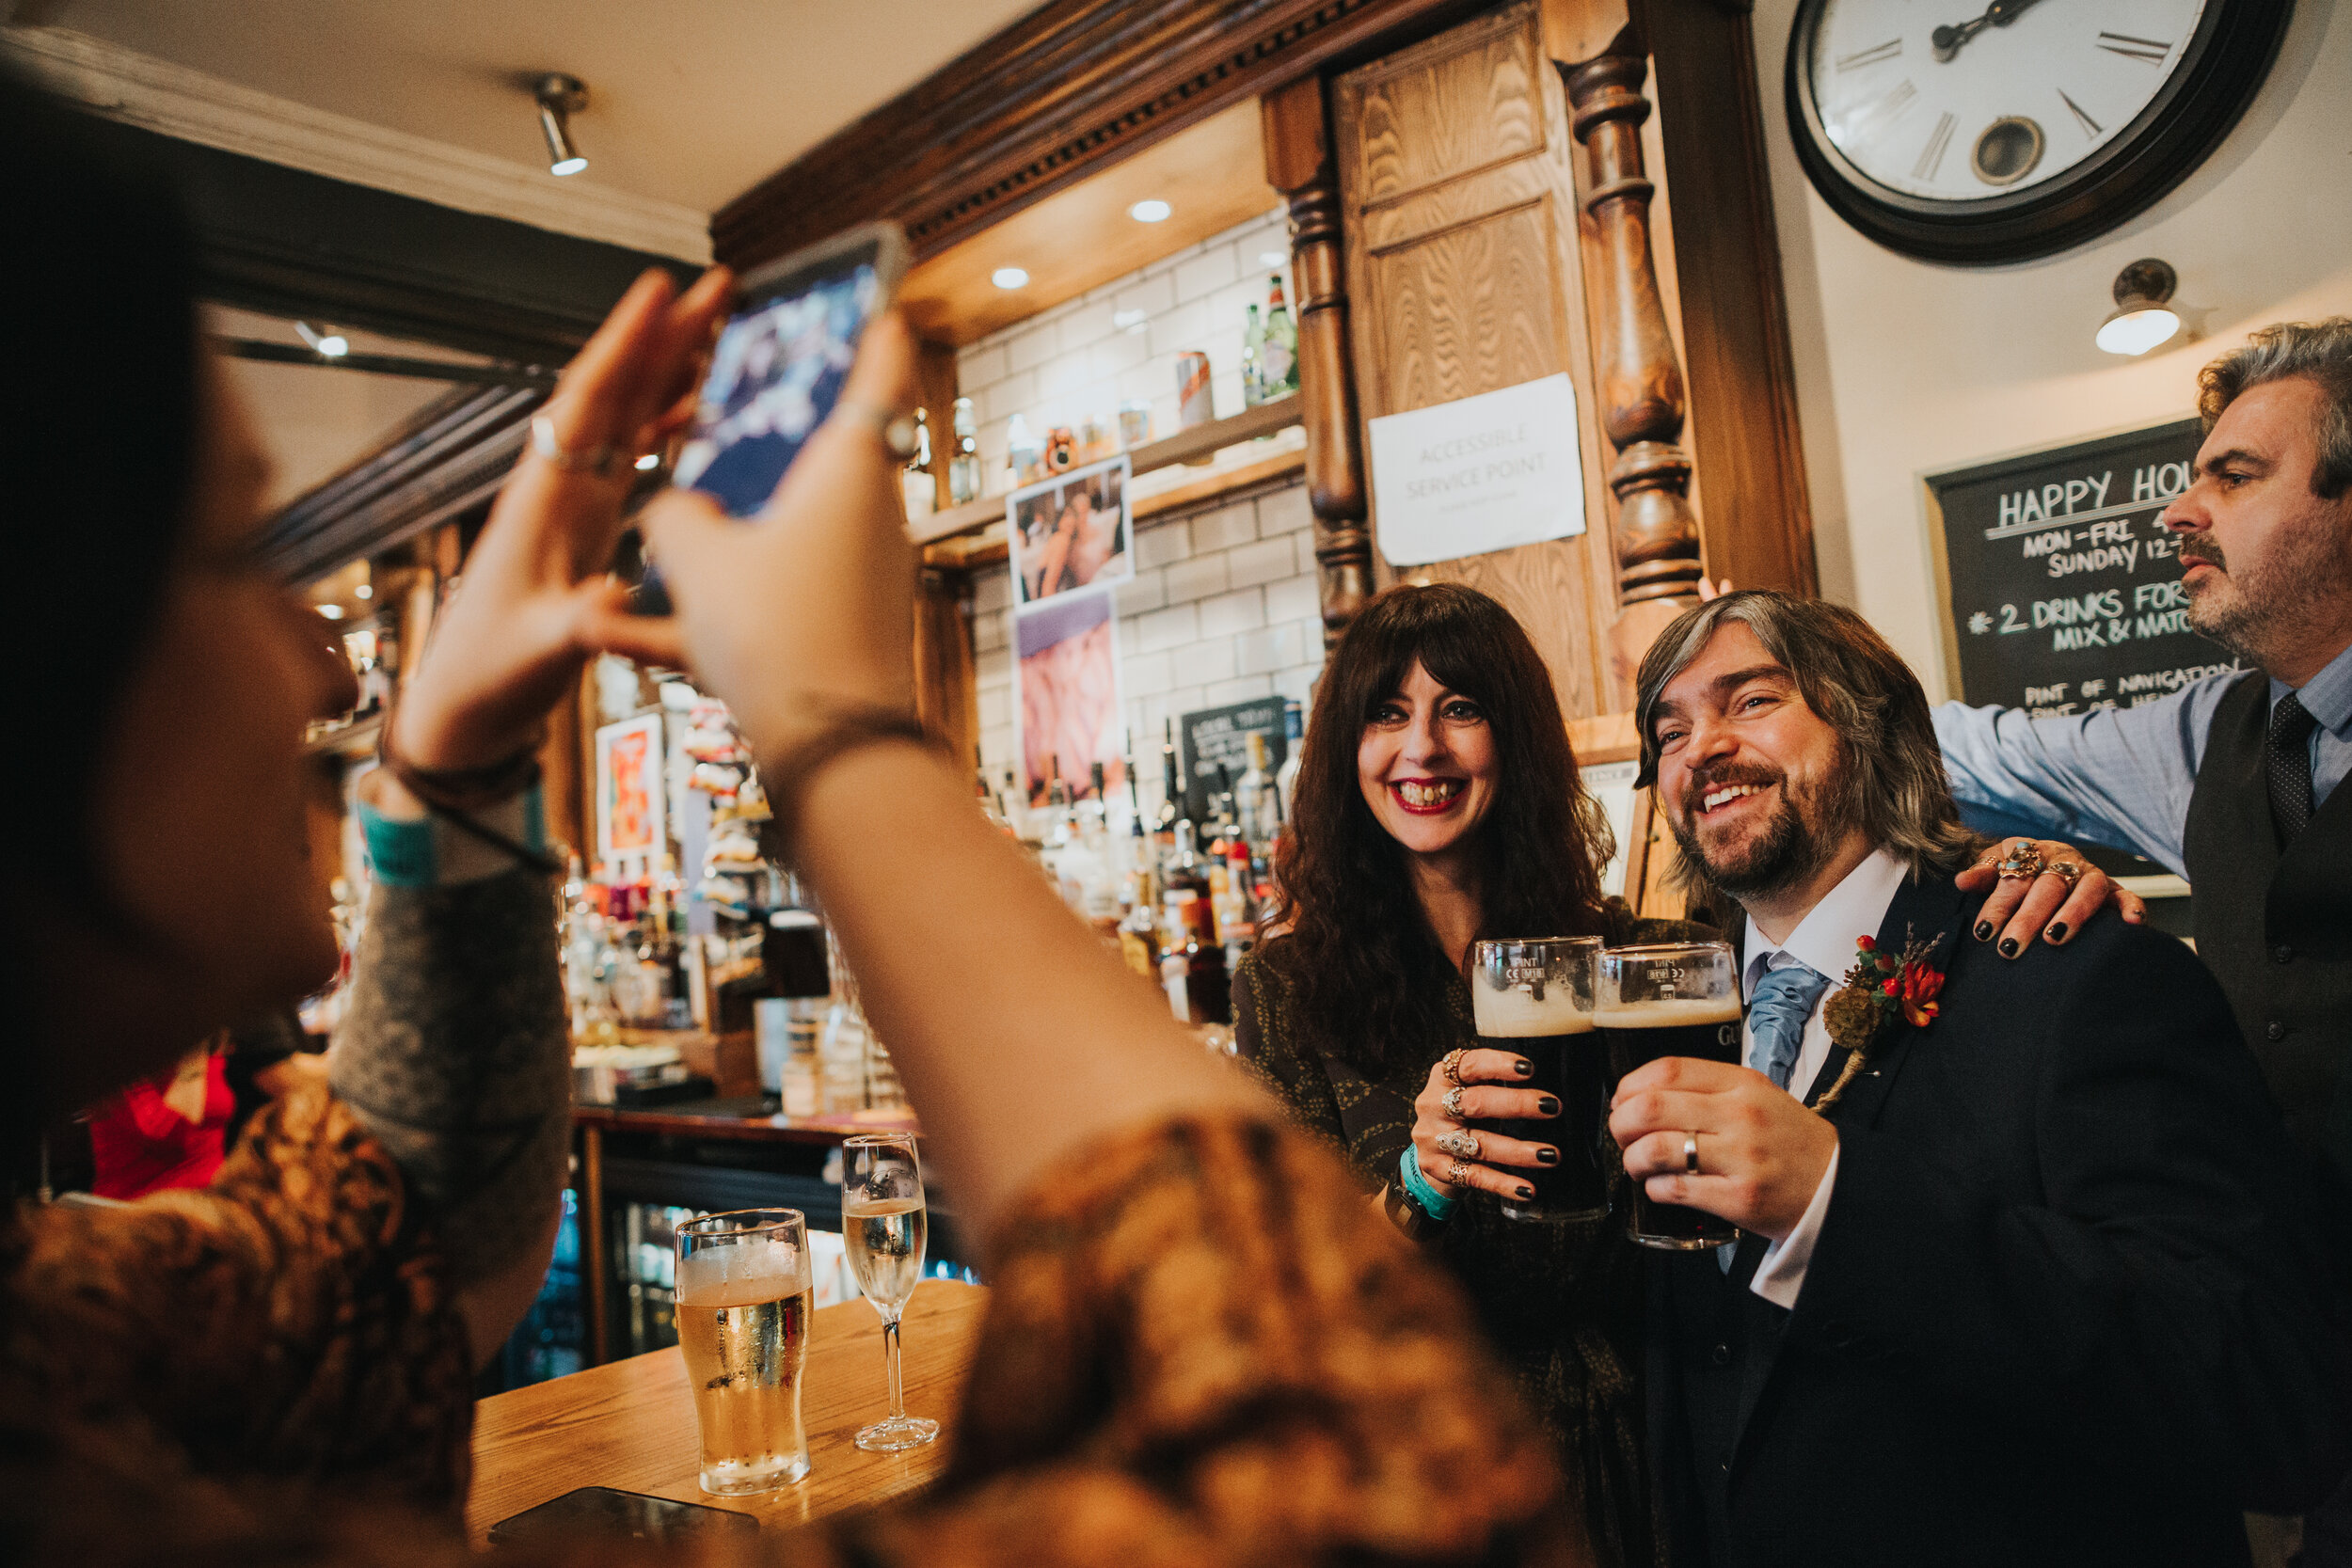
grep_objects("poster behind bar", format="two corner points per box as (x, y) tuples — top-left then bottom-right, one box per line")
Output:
(1928, 417), (2240, 715)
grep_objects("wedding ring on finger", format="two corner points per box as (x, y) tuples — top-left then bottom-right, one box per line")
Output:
(1683, 1132), (1701, 1175)
(1440, 1047), (1467, 1087)
(833, 396), (920, 459)
(529, 414), (632, 480)
(1994, 842), (2044, 881)
(1436, 1128), (1481, 1161)
(1442, 1084), (1468, 1119)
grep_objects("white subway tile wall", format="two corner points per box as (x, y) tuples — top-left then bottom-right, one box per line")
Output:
(960, 207), (1324, 820)
(971, 479), (1326, 821)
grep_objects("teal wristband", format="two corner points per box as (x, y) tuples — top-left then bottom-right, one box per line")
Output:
(1398, 1144), (1456, 1222)
(361, 782), (548, 888)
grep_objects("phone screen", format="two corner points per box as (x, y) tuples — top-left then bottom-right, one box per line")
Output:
(673, 253), (882, 519)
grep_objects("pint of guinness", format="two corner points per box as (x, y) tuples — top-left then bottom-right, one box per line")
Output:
(1470, 936), (1603, 1223)
(1597, 942), (1741, 1249)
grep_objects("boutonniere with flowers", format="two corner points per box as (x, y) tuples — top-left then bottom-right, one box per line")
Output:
(1814, 927), (1946, 1112)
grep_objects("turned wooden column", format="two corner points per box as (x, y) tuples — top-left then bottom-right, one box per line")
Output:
(912, 566), (977, 772)
(1262, 75), (1373, 650)
(1548, 9), (1706, 669)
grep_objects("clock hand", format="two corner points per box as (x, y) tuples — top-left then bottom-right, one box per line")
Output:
(1931, 0), (2049, 61)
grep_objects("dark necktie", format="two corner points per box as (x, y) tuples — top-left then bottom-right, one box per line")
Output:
(2268, 692), (2319, 845)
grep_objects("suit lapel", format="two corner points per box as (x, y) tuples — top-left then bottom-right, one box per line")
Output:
(1724, 867), (1968, 1458)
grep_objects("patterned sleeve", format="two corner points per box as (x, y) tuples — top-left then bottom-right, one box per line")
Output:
(795, 1115), (1589, 1568)
(1, 1087), (474, 1513)
(1229, 950), (1355, 1172)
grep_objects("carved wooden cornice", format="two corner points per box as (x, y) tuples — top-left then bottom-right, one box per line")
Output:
(712, 0), (1470, 270)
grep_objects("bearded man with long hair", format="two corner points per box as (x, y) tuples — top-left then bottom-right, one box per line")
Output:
(1235, 582), (1710, 1568)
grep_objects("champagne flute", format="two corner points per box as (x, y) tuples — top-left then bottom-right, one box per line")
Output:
(842, 1132), (939, 1452)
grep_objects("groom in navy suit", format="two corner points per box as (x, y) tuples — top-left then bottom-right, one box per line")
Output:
(1611, 591), (2348, 1568)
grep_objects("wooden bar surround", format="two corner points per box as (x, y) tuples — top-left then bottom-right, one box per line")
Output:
(1262, 77), (1374, 649)
(1549, 8), (1706, 653)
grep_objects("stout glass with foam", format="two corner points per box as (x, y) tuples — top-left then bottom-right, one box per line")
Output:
(1596, 942), (1742, 1249)
(675, 1208), (814, 1494)
(1470, 936), (1603, 1223)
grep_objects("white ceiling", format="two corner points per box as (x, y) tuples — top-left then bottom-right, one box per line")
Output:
(17, 0), (1044, 216)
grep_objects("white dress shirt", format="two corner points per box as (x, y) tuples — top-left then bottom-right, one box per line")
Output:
(1740, 847), (1910, 1308)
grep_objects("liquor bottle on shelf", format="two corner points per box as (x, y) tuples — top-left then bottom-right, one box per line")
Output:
(1240, 304), (1264, 409)
(1221, 837), (1260, 958)
(1164, 818), (1211, 908)
(1263, 276), (1299, 398)
(947, 397), (982, 505)
(1158, 890), (1231, 1025)
(898, 406), (935, 520)
(1006, 414), (1042, 488)
(1235, 732), (1273, 849)
(1156, 721), (1184, 837)
(1275, 700), (1305, 825)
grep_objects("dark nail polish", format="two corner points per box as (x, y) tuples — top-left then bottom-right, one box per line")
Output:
(1514, 1058), (1534, 1076)
(2045, 922), (2068, 943)
(1974, 921), (1994, 941)
(1516, 1184), (1535, 1200)
(1536, 1147), (1561, 1165)
(1536, 1095), (1562, 1116)
(1999, 938), (2020, 958)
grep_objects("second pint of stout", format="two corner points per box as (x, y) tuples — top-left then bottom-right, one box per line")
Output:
(1595, 942), (1742, 1250)
(1469, 937), (1604, 1224)
(675, 1209), (815, 1495)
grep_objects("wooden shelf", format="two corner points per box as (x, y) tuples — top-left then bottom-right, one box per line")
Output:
(909, 396), (1304, 549)
(924, 445), (1306, 570)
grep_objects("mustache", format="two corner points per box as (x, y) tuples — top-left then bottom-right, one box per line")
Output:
(2179, 538), (2227, 571)
(1679, 764), (1784, 816)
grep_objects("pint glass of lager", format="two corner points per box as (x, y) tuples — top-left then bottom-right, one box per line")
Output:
(1596, 942), (1741, 1249)
(1470, 936), (1603, 1223)
(675, 1208), (814, 1494)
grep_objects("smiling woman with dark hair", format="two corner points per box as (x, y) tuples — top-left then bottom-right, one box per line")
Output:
(1235, 582), (1711, 1568)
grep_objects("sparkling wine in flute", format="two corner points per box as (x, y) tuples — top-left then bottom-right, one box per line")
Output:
(845, 1197), (927, 1312)
(1470, 936), (1603, 1224)
(674, 1211), (814, 1495)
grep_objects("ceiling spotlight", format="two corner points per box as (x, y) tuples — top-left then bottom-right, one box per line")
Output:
(992, 266), (1030, 290)
(534, 73), (589, 177)
(1260, 250), (1289, 268)
(294, 321), (348, 358)
(1128, 198), (1172, 223)
(317, 603), (346, 621)
(634, 452), (661, 471)
(1112, 309), (1149, 331)
(2095, 258), (2182, 356)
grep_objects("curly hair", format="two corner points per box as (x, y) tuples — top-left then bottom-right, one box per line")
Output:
(1263, 584), (1612, 1075)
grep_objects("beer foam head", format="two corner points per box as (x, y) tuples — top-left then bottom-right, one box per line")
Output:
(1472, 982), (1594, 1037)
(678, 1233), (809, 1306)
(1590, 995), (1745, 1029)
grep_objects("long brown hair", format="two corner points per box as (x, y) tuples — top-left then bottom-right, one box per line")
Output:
(1265, 584), (1612, 1074)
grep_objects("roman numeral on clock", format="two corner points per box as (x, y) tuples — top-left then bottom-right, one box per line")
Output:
(1836, 38), (1902, 70)
(1915, 111), (1956, 181)
(2058, 88), (2103, 136)
(2096, 30), (2172, 63)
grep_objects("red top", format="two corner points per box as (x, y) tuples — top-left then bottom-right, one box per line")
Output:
(88, 1053), (233, 1200)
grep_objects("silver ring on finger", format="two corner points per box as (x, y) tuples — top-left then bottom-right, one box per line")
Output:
(1441, 1084), (1467, 1119)
(1436, 1128), (1480, 1161)
(529, 414), (631, 480)
(1445, 1161), (1476, 1187)
(1683, 1132), (1701, 1175)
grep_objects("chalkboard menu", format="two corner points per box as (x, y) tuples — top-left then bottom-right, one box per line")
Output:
(1929, 418), (2242, 715)
(1178, 698), (1289, 823)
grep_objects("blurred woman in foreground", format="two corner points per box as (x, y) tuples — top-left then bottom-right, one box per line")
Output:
(1, 71), (1585, 1568)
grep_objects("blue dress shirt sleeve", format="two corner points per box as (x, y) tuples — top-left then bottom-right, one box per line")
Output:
(1930, 672), (2247, 877)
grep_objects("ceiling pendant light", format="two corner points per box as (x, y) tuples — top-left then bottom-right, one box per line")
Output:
(2095, 258), (2182, 356)
(534, 73), (589, 177)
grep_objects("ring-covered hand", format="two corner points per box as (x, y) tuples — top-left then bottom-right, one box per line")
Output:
(1410, 1047), (1562, 1202)
(1953, 835), (2144, 957)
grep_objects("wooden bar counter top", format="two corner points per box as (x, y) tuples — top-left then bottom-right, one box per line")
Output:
(468, 1281), (987, 1543)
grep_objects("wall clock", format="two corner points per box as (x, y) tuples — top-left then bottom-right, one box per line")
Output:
(1786, 0), (2294, 262)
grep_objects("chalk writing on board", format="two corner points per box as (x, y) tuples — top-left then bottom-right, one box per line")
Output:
(1178, 699), (1288, 824)
(1929, 419), (2241, 714)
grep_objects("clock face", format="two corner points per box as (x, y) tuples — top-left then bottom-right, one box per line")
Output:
(1803, 0), (2210, 202)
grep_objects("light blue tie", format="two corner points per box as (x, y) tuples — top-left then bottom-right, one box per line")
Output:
(1719, 957), (1830, 1273)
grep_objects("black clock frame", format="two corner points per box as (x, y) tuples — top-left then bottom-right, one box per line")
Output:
(1785, 0), (2295, 264)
